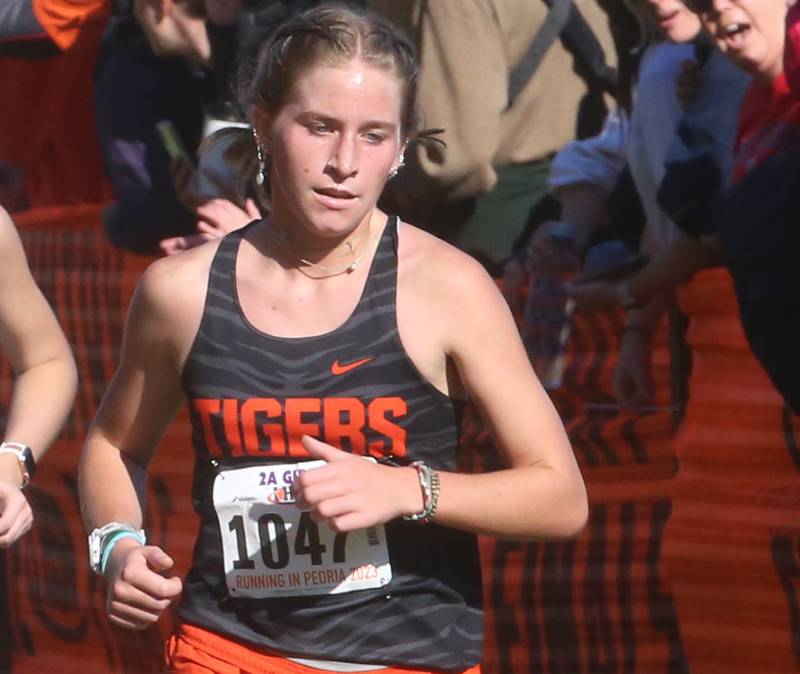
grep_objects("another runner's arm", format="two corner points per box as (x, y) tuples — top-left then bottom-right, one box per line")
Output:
(430, 252), (587, 541)
(0, 207), (77, 486)
(79, 259), (189, 532)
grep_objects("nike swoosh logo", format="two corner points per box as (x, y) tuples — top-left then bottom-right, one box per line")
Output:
(331, 357), (374, 375)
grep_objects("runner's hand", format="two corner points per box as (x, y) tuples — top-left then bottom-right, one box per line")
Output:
(294, 436), (422, 532)
(104, 540), (183, 630)
(0, 479), (32, 547)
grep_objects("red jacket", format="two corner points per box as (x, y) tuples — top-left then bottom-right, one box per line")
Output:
(784, 3), (800, 98)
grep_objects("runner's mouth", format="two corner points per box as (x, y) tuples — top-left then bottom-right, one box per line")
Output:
(315, 187), (356, 199)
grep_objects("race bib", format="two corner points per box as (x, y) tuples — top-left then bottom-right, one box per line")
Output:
(212, 461), (392, 598)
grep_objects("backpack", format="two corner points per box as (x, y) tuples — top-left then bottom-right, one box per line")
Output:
(508, 0), (617, 109)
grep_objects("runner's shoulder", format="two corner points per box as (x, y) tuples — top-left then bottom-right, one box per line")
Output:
(398, 221), (502, 309)
(134, 238), (223, 324)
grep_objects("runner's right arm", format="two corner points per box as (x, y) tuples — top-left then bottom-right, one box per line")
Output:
(79, 252), (206, 628)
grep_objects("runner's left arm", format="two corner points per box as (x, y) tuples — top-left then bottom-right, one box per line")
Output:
(297, 249), (587, 541)
(423, 254), (587, 540)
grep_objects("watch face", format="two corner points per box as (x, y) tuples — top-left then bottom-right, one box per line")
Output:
(19, 445), (35, 478)
(89, 525), (115, 574)
(89, 532), (103, 566)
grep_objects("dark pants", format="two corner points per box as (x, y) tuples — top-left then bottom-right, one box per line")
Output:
(452, 158), (558, 272)
(388, 158), (560, 275)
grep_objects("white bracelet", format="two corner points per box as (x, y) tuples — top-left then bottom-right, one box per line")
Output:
(88, 522), (146, 575)
(100, 530), (145, 575)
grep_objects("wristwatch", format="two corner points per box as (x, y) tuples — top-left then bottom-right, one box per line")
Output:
(0, 442), (36, 488)
(88, 522), (146, 575)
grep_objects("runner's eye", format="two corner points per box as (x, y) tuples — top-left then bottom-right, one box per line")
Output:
(307, 122), (332, 135)
(363, 132), (387, 144)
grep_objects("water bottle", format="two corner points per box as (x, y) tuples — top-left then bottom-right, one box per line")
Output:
(522, 221), (577, 390)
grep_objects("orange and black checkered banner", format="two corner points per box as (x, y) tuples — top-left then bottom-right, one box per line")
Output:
(2, 208), (799, 673)
(659, 269), (800, 674)
(461, 286), (686, 674)
(0, 15), (112, 210)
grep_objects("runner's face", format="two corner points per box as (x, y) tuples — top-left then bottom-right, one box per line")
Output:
(630, 0), (702, 42)
(695, 0), (787, 79)
(260, 59), (404, 242)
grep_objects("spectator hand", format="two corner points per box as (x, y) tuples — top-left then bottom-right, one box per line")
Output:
(197, 197), (260, 235)
(205, 0), (243, 25)
(159, 198), (261, 255)
(612, 328), (654, 408)
(566, 278), (619, 310)
(675, 59), (702, 107)
(104, 539), (183, 630)
(0, 479), (33, 547)
(293, 436), (420, 532)
(526, 220), (582, 276)
(159, 233), (208, 256)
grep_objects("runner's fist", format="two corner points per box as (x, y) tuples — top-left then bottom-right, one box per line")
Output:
(294, 436), (422, 531)
(104, 539), (183, 630)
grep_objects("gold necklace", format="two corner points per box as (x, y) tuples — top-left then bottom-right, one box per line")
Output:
(266, 223), (371, 278)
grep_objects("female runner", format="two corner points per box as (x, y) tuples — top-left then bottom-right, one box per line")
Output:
(79, 6), (587, 673)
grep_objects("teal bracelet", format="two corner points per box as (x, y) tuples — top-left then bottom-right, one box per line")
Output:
(100, 530), (145, 575)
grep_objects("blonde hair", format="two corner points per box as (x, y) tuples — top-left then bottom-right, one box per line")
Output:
(218, 4), (441, 212)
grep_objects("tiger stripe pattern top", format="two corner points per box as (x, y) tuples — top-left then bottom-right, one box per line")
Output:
(178, 217), (484, 671)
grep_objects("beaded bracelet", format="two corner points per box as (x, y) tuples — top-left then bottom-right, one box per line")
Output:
(403, 461), (440, 524)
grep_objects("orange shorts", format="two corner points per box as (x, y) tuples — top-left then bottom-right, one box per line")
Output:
(165, 622), (482, 674)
